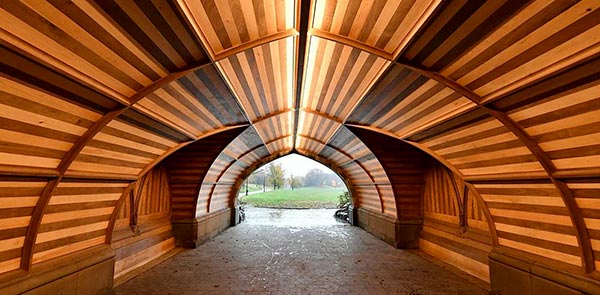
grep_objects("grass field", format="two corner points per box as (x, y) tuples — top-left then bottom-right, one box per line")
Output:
(239, 187), (346, 209)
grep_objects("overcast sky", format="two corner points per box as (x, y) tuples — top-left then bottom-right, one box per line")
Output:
(259, 154), (331, 178)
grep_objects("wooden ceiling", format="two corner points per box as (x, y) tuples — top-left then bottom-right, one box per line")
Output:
(0, 0), (598, 280)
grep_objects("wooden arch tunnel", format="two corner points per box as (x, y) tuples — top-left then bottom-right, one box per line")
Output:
(0, 0), (598, 294)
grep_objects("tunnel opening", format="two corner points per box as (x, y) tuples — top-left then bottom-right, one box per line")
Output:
(237, 153), (353, 226)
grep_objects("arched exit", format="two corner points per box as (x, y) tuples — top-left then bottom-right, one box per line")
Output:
(238, 154), (350, 210)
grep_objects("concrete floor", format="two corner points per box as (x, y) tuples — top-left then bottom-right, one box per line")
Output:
(115, 208), (487, 294)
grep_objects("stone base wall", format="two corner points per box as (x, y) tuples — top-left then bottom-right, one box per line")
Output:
(490, 249), (600, 294)
(0, 246), (115, 295)
(172, 208), (234, 248)
(356, 207), (422, 249)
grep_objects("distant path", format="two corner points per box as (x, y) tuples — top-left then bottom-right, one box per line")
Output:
(239, 188), (271, 196)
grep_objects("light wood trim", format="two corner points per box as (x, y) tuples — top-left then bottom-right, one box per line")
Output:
(57, 108), (127, 174)
(213, 29), (299, 61)
(300, 108), (343, 123)
(20, 178), (60, 270)
(253, 109), (294, 124)
(309, 29), (394, 60)
(466, 182), (499, 246)
(263, 134), (293, 147)
(0, 166), (60, 178)
(394, 60), (594, 272)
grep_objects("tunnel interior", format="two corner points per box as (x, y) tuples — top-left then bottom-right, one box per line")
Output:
(0, 1), (598, 294)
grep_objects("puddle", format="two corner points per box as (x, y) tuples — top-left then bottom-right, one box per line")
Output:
(243, 207), (348, 227)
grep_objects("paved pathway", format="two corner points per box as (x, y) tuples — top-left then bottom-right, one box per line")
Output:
(115, 208), (486, 294)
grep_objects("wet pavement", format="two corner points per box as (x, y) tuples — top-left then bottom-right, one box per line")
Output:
(115, 207), (486, 294)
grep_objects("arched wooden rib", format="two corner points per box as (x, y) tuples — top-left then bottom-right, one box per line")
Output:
(20, 178), (60, 270)
(308, 29), (393, 60)
(213, 29), (299, 61)
(465, 182), (499, 246)
(105, 181), (137, 244)
(394, 60), (595, 273)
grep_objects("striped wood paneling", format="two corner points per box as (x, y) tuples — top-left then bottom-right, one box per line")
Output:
(0, 0), (206, 102)
(424, 164), (492, 278)
(408, 109), (545, 179)
(112, 166), (174, 279)
(569, 181), (600, 270)
(347, 63), (476, 138)
(134, 65), (248, 138)
(311, 0), (440, 57)
(496, 56), (600, 176)
(475, 182), (581, 268)
(217, 37), (295, 121)
(196, 127), (265, 216)
(296, 111), (341, 153)
(301, 36), (390, 121)
(421, 164), (492, 282)
(350, 127), (430, 219)
(164, 127), (244, 220)
(68, 109), (190, 178)
(318, 144), (384, 215)
(253, 112), (294, 153)
(403, 0), (599, 101)
(0, 179), (46, 274)
(179, 0), (296, 57)
(0, 72), (101, 172)
(33, 181), (128, 264)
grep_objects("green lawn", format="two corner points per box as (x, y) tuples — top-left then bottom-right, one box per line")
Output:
(239, 187), (346, 209)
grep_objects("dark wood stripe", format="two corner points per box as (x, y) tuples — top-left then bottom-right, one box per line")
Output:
(135, 0), (196, 63)
(408, 1), (485, 64)
(95, 0), (178, 71)
(407, 108), (490, 142)
(448, 0), (577, 80)
(53, 186), (124, 195)
(117, 109), (190, 143)
(0, 207), (35, 219)
(0, 248), (22, 262)
(45, 200), (117, 214)
(38, 214), (111, 233)
(33, 229), (105, 253)
(454, 154), (538, 170)
(430, 0), (529, 71)
(199, 0), (233, 49)
(494, 216), (575, 235)
(0, 46), (118, 113)
(86, 139), (161, 159)
(467, 9), (600, 91)
(488, 202), (569, 215)
(498, 231), (581, 256)
(48, 0), (161, 81)
(0, 1), (144, 91)
(0, 117), (80, 144)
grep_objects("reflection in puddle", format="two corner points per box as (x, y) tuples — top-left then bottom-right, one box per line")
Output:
(243, 206), (348, 227)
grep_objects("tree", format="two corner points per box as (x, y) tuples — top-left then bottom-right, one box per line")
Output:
(303, 168), (325, 187)
(266, 163), (285, 190)
(288, 174), (302, 190)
